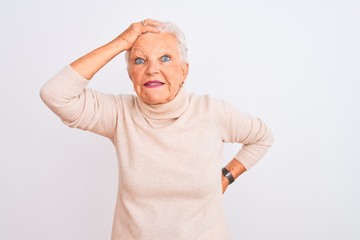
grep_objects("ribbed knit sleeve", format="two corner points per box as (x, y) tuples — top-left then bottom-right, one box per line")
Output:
(40, 65), (120, 139)
(214, 99), (274, 169)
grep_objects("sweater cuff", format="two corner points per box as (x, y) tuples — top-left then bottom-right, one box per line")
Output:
(64, 64), (90, 86)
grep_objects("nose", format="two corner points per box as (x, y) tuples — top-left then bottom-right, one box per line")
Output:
(145, 60), (160, 75)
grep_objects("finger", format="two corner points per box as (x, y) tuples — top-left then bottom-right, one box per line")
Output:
(140, 18), (161, 27)
(139, 22), (160, 34)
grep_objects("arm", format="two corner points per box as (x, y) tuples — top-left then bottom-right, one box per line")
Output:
(70, 19), (160, 80)
(40, 19), (160, 137)
(219, 102), (274, 193)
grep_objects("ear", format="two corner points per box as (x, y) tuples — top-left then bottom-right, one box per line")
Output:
(181, 63), (189, 81)
(127, 67), (134, 83)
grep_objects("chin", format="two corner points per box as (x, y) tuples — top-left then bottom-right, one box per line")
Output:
(143, 96), (173, 105)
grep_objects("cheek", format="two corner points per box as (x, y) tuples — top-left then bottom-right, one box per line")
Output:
(129, 69), (142, 84)
(167, 67), (184, 82)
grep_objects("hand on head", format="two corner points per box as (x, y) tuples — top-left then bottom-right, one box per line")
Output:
(117, 19), (162, 50)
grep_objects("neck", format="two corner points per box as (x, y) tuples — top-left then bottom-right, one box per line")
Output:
(136, 88), (189, 123)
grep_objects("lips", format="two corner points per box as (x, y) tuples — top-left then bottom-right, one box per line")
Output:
(144, 80), (165, 88)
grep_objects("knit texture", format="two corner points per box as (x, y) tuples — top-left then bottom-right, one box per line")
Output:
(40, 65), (273, 240)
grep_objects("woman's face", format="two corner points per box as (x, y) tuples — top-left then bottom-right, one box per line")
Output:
(128, 33), (189, 105)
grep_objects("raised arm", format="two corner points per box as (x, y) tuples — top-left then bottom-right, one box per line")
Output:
(71, 19), (161, 79)
(40, 19), (161, 138)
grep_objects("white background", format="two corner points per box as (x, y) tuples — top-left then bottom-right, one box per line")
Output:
(1, 0), (359, 239)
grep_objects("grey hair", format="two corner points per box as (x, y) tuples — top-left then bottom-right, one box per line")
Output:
(125, 21), (188, 66)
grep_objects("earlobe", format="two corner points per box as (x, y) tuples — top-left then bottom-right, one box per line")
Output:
(182, 63), (189, 78)
(180, 64), (189, 87)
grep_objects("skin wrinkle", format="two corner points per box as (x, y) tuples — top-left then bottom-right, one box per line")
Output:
(124, 22), (188, 66)
(127, 33), (188, 105)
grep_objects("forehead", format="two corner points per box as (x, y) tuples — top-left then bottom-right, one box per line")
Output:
(131, 32), (178, 55)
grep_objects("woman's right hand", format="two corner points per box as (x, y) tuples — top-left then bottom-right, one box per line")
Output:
(114, 19), (161, 50)
(70, 19), (161, 80)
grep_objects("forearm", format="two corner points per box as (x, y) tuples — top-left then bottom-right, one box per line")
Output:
(70, 19), (161, 80)
(70, 38), (127, 80)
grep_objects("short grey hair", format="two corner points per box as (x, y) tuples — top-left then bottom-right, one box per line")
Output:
(125, 21), (188, 66)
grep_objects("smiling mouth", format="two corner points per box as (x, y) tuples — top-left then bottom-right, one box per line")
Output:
(144, 80), (165, 88)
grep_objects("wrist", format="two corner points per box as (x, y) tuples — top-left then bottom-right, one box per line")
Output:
(222, 167), (235, 185)
(106, 39), (127, 55)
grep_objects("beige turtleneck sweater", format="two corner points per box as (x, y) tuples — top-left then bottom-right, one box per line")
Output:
(40, 65), (273, 240)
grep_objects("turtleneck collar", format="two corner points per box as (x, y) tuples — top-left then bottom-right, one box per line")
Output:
(136, 88), (190, 122)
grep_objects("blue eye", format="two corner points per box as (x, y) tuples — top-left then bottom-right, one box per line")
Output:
(161, 55), (171, 62)
(135, 57), (145, 64)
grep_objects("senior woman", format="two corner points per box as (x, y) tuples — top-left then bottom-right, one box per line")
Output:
(40, 19), (273, 240)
